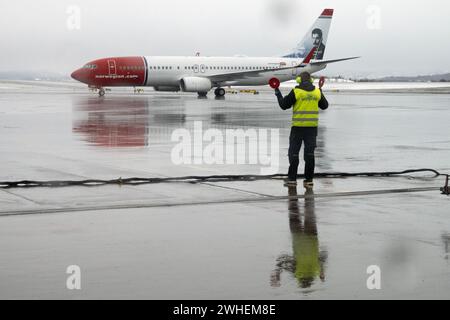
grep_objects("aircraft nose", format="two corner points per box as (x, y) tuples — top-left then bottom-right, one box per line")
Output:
(70, 69), (88, 83)
(71, 69), (80, 81)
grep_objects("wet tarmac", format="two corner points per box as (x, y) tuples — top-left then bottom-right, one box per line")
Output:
(0, 82), (449, 299)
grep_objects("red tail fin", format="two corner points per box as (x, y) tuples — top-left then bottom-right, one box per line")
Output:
(302, 47), (317, 64)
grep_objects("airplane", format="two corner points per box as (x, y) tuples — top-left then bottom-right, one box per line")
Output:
(71, 8), (358, 97)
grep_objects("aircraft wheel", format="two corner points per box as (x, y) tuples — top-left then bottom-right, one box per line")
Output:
(198, 92), (208, 97)
(98, 88), (106, 97)
(215, 88), (225, 97)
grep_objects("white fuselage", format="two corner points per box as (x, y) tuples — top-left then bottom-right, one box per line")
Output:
(144, 56), (325, 88)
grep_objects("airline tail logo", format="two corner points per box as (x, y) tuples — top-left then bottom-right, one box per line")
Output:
(283, 9), (334, 60)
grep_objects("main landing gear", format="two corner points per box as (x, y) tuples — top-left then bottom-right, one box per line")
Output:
(197, 88), (226, 98)
(98, 88), (106, 97)
(214, 87), (226, 97)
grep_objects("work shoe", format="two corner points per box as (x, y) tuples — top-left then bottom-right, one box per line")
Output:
(284, 180), (298, 187)
(303, 180), (314, 189)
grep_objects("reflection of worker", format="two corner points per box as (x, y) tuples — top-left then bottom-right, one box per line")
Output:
(270, 187), (327, 288)
(443, 234), (450, 261)
(312, 28), (326, 60)
(275, 71), (328, 188)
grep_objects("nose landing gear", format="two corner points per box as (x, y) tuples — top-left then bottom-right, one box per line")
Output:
(91, 86), (106, 97)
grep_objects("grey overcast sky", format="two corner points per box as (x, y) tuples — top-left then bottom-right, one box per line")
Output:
(1, 0), (449, 77)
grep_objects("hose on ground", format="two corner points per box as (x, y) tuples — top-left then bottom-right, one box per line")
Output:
(0, 168), (443, 189)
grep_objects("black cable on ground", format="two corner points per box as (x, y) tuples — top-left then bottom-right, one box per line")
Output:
(0, 168), (443, 189)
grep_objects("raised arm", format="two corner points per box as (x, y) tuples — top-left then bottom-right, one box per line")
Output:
(275, 88), (296, 110)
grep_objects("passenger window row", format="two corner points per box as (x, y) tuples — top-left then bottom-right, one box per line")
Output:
(149, 66), (174, 70)
(147, 66), (269, 71)
(86, 64), (271, 72)
(119, 66), (146, 71)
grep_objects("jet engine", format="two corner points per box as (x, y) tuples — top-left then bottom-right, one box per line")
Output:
(180, 77), (212, 92)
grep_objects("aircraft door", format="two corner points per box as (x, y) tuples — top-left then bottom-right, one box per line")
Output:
(200, 64), (205, 73)
(194, 64), (199, 73)
(108, 60), (117, 76)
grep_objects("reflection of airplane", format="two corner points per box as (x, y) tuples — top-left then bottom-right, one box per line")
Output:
(71, 9), (358, 97)
(271, 187), (327, 289)
(72, 97), (150, 147)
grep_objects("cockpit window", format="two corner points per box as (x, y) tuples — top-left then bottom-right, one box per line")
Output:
(83, 64), (97, 69)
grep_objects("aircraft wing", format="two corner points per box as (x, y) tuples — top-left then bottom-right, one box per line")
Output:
(206, 48), (317, 84)
(309, 56), (360, 66)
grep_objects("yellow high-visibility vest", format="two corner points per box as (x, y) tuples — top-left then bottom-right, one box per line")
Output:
(292, 88), (321, 127)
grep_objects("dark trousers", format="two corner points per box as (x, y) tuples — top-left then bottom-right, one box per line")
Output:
(288, 127), (318, 181)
